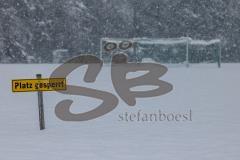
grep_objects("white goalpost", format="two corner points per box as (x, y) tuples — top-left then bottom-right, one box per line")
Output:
(100, 37), (221, 68)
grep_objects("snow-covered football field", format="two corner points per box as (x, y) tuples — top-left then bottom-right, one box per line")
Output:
(0, 63), (239, 160)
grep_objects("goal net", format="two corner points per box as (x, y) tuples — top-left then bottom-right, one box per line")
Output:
(100, 37), (221, 67)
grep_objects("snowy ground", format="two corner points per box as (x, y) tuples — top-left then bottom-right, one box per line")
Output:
(0, 63), (240, 160)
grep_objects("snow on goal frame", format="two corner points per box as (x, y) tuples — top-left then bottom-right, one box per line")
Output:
(100, 37), (221, 68)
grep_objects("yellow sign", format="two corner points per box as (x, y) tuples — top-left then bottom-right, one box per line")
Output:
(12, 78), (67, 92)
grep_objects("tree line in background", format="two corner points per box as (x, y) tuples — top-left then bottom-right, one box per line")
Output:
(0, 0), (240, 63)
